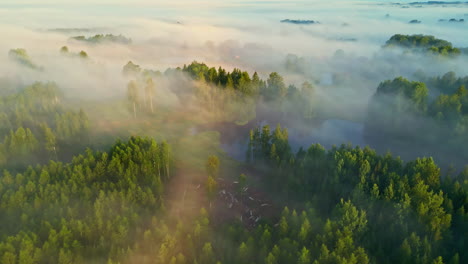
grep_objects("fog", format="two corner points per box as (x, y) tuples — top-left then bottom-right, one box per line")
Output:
(2, 1), (468, 263)
(1, 0), (468, 167)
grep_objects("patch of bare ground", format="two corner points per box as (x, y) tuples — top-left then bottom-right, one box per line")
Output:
(163, 159), (282, 230)
(212, 176), (280, 229)
(164, 163), (208, 222)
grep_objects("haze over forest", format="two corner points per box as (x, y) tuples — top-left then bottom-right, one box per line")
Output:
(0, 1), (467, 264)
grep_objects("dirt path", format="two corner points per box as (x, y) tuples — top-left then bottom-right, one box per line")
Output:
(163, 158), (282, 231)
(164, 163), (207, 222)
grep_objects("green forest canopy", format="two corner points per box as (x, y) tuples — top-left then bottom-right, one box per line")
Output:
(0, 55), (467, 263)
(384, 34), (462, 56)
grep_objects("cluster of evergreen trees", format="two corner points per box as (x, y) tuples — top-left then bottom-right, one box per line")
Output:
(384, 34), (462, 56)
(0, 82), (89, 168)
(246, 124), (467, 264)
(182, 62), (264, 98)
(142, 198), (370, 264)
(422, 71), (468, 95)
(122, 61), (317, 122)
(218, 200), (370, 264)
(385, 34), (452, 49)
(366, 76), (468, 149)
(181, 61), (315, 106)
(1, 113), (465, 264)
(0, 137), (171, 264)
(3, 56), (468, 263)
(182, 61), (316, 120)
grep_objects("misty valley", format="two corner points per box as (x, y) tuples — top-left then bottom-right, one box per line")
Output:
(0, 1), (468, 264)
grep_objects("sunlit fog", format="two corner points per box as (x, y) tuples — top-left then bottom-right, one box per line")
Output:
(0, 1), (467, 263)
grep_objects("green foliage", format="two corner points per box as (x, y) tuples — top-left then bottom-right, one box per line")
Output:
(58, 46), (89, 59)
(424, 71), (468, 94)
(126, 61), (316, 122)
(60, 46), (69, 53)
(2, 127), (39, 162)
(3, 59), (467, 264)
(0, 82), (89, 168)
(366, 75), (468, 159)
(265, 72), (287, 100)
(182, 61), (263, 98)
(373, 77), (428, 112)
(0, 137), (171, 264)
(206, 155), (220, 178)
(78, 51), (88, 58)
(206, 176), (217, 204)
(247, 124), (291, 165)
(384, 34), (460, 57)
(238, 173), (247, 197)
(70, 34), (132, 44)
(246, 124), (467, 263)
(207, 201), (371, 264)
(122, 61), (142, 76)
(385, 34), (452, 49)
(8, 49), (42, 70)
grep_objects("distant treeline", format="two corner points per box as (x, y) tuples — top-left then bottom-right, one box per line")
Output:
(281, 19), (319, 25)
(70, 34), (132, 44)
(384, 34), (463, 56)
(123, 61), (317, 121)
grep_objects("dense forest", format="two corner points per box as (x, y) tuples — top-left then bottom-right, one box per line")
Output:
(1, 121), (466, 263)
(365, 75), (468, 165)
(0, 82), (89, 169)
(0, 137), (171, 263)
(1, 15), (468, 263)
(246, 124), (467, 264)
